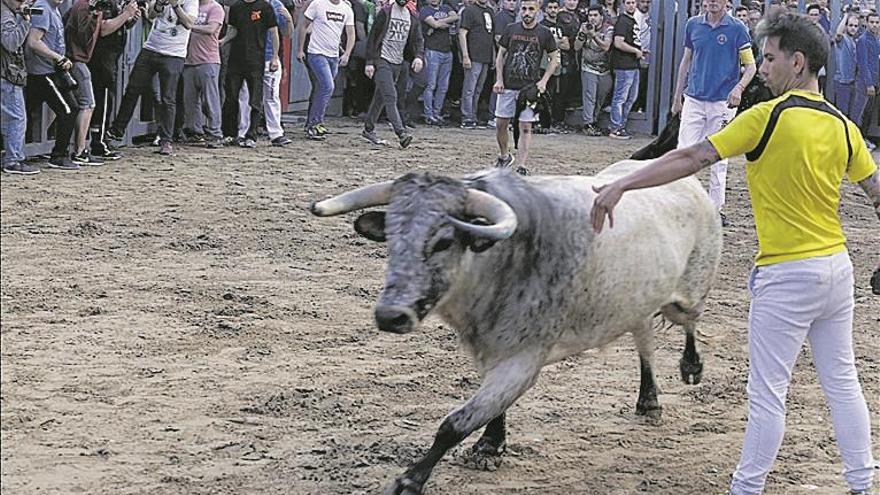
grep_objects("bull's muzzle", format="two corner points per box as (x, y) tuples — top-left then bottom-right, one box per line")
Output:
(374, 305), (419, 334)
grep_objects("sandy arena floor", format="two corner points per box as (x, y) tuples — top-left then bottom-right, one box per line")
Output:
(1, 118), (878, 494)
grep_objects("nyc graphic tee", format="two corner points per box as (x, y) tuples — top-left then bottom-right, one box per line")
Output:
(381, 5), (411, 64)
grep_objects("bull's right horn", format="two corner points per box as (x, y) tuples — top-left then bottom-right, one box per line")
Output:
(310, 181), (394, 216)
(448, 189), (518, 241)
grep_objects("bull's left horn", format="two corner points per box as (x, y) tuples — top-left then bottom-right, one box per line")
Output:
(310, 181), (394, 216)
(448, 189), (518, 241)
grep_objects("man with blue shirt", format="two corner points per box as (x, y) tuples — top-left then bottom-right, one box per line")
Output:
(670, 0), (755, 227)
(420, 0), (458, 125)
(853, 11), (879, 150)
(237, 0), (293, 146)
(833, 11), (860, 122)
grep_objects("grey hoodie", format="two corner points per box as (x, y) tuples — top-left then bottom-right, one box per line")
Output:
(1, 1), (30, 85)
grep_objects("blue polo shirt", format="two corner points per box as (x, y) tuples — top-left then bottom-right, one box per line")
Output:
(264, 0), (288, 61)
(683, 13), (751, 102)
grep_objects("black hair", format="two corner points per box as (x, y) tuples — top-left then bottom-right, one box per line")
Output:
(587, 5), (604, 15)
(735, 5), (749, 14)
(756, 9), (829, 75)
(805, 3), (821, 13)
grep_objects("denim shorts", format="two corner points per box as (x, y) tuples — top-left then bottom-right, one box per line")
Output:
(494, 89), (538, 122)
(70, 62), (95, 109)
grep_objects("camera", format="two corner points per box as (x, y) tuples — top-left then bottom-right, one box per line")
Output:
(19, 5), (44, 15)
(52, 59), (78, 91)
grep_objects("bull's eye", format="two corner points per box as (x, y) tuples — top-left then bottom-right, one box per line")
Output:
(431, 237), (454, 254)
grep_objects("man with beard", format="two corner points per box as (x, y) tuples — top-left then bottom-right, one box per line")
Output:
(457, 0), (493, 128)
(539, 0), (572, 130)
(492, 0), (557, 174)
(591, 11), (878, 494)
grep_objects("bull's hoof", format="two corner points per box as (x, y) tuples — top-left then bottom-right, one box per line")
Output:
(383, 476), (423, 495)
(454, 438), (506, 471)
(635, 400), (662, 420)
(680, 357), (703, 385)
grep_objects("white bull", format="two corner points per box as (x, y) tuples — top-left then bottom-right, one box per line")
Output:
(311, 160), (723, 494)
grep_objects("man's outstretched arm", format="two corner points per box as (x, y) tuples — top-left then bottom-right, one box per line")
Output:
(857, 169), (880, 294)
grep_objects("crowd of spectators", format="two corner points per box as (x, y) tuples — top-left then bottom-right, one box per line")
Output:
(1, 0), (878, 175)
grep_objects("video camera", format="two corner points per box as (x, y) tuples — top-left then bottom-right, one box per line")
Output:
(19, 5), (44, 15)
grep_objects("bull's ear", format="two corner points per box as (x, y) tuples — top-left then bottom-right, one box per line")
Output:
(354, 211), (386, 242)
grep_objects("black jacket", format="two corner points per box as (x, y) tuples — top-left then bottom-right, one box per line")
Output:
(365, 5), (424, 66)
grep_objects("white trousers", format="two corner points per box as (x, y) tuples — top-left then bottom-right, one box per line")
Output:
(730, 251), (876, 494)
(677, 96), (737, 212)
(238, 61), (283, 140)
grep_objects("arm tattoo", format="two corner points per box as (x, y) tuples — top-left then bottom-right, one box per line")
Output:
(695, 140), (721, 171)
(857, 169), (880, 221)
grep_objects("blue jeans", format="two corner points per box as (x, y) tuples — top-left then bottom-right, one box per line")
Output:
(834, 81), (855, 121)
(1, 79), (26, 165)
(461, 61), (488, 123)
(306, 53), (339, 127)
(610, 69), (639, 131)
(423, 49), (453, 120)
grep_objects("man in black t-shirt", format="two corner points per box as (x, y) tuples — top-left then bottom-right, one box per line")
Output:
(220, 0), (278, 145)
(608, 0), (642, 139)
(458, 0), (494, 128)
(492, 0), (557, 174)
(540, 0), (575, 129)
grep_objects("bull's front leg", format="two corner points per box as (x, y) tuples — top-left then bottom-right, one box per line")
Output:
(384, 355), (541, 495)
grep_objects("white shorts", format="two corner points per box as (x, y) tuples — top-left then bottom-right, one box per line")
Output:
(494, 89), (538, 122)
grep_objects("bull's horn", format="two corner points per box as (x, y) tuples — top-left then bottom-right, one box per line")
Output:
(310, 181), (394, 216)
(449, 189), (518, 241)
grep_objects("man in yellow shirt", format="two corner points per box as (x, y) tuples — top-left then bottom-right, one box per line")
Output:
(591, 10), (878, 495)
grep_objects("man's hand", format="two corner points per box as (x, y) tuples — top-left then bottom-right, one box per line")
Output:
(411, 57), (423, 73)
(671, 97), (683, 115)
(123, 1), (139, 19)
(727, 84), (743, 108)
(493, 80), (504, 94)
(590, 182), (625, 233)
(462, 56), (472, 70)
(57, 57), (72, 71)
(536, 79), (547, 94)
(340, 54), (349, 67)
(296, 49), (305, 63)
(269, 57), (280, 72)
(365, 64), (375, 78)
(634, 48), (643, 59)
(868, 85), (877, 97)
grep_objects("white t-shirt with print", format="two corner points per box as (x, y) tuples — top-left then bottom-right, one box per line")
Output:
(305, 0), (354, 58)
(144, 0), (200, 58)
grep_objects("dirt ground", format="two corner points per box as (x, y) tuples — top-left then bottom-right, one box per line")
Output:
(1, 118), (878, 495)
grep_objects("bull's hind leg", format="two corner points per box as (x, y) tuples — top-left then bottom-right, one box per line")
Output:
(680, 321), (704, 385)
(662, 302), (705, 385)
(632, 320), (662, 419)
(384, 355), (540, 495)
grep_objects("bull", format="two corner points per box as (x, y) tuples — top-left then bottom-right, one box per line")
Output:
(310, 161), (722, 494)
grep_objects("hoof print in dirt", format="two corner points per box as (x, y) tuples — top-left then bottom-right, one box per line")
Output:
(454, 439), (505, 471)
(680, 357), (704, 385)
(383, 476), (423, 495)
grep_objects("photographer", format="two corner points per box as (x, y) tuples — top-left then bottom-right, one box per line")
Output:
(24, 0), (79, 170)
(64, 0), (139, 165)
(1, 0), (38, 174)
(86, 0), (141, 161)
(105, 0), (198, 156)
(574, 5), (613, 136)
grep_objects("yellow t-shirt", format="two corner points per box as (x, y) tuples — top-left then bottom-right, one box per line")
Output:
(709, 89), (878, 266)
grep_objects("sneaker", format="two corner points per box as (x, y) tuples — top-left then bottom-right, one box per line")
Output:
(361, 129), (385, 145)
(271, 136), (292, 146)
(2, 162), (40, 175)
(475, 121), (488, 129)
(460, 121), (477, 130)
(403, 119), (418, 129)
(583, 124), (603, 137)
(398, 132), (413, 149)
(204, 137), (223, 149)
(71, 151), (104, 166)
(105, 128), (123, 142)
(608, 129), (632, 140)
(46, 156), (80, 171)
(314, 123), (329, 136)
(306, 126), (326, 141)
(152, 135), (161, 146)
(494, 154), (515, 169)
(238, 138), (257, 148)
(221, 136), (237, 146)
(92, 148), (123, 161)
(184, 133), (206, 144)
(158, 141), (173, 155)
(486, 118), (497, 129)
